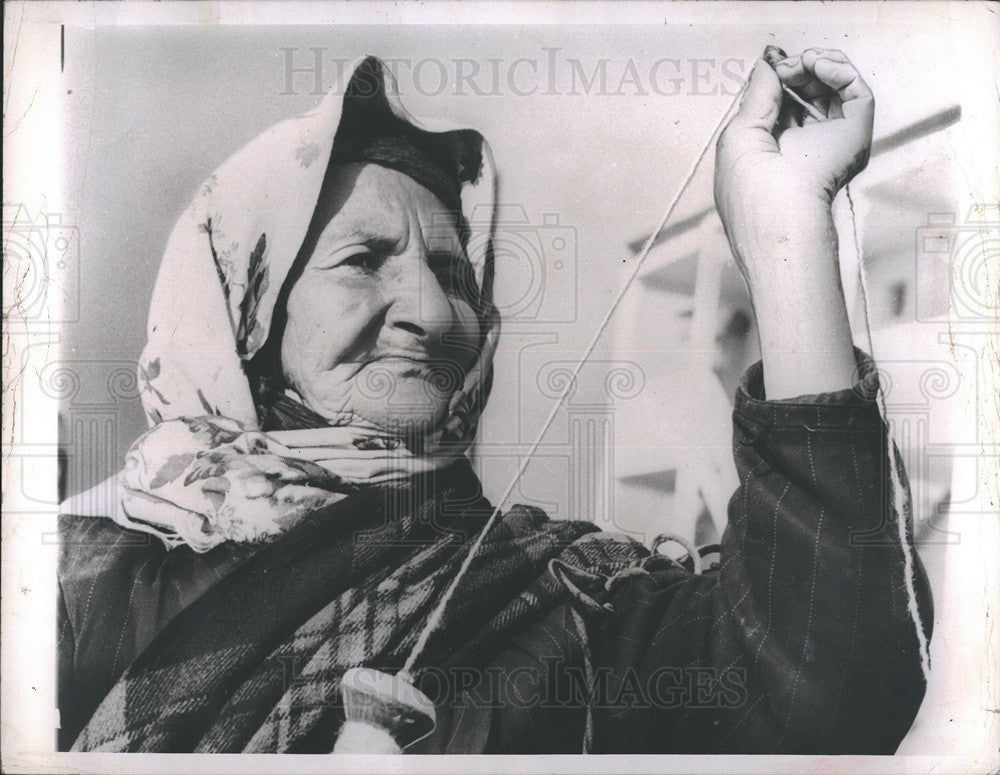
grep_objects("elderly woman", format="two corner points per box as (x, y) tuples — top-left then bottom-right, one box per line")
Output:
(58, 51), (931, 754)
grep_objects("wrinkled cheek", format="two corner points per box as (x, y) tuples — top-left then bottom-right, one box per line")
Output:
(279, 318), (315, 389)
(282, 286), (353, 370)
(304, 370), (354, 419)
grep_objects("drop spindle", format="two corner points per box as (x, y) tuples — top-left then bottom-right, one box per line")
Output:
(333, 667), (436, 754)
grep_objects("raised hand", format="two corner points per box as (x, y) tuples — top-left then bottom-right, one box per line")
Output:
(711, 48), (872, 400)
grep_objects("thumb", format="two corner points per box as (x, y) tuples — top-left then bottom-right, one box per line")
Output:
(733, 58), (782, 132)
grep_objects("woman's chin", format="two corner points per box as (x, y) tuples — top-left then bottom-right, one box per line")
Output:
(357, 409), (447, 439)
(350, 377), (452, 437)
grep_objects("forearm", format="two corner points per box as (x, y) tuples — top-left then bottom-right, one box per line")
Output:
(744, 209), (857, 400)
(713, 49), (875, 400)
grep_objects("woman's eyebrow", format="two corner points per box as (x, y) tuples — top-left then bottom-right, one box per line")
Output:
(332, 221), (460, 258)
(330, 227), (399, 254)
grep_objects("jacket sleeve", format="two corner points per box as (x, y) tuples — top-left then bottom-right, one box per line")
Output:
(589, 352), (933, 754)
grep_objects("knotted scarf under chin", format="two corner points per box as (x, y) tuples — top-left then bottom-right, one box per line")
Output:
(110, 385), (467, 553)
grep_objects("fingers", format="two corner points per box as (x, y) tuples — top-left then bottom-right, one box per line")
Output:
(803, 49), (874, 149)
(776, 48), (873, 116)
(807, 55), (873, 117)
(731, 58), (783, 133)
(792, 49), (873, 185)
(774, 56), (828, 100)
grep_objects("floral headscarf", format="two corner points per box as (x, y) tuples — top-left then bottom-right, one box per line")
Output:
(64, 57), (501, 552)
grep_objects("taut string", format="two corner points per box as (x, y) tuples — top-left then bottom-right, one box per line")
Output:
(402, 81), (748, 674)
(403, 57), (932, 690)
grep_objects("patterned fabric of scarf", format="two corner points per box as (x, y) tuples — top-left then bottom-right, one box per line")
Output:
(62, 56), (501, 552)
(69, 462), (648, 752)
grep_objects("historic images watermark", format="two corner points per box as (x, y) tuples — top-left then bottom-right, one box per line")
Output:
(418, 204), (579, 326)
(277, 656), (749, 712)
(280, 48), (748, 99)
(2, 204), (80, 327)
(914, 207), (998, 325)
(848, 205), (998, 549)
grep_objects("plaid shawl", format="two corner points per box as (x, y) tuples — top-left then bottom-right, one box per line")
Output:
(70, 460), (646, 752)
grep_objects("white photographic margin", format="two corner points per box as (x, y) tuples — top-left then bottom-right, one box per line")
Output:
(3, 1), (998, 772)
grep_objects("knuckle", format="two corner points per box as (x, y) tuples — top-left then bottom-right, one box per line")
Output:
(853, 76), (874, 99)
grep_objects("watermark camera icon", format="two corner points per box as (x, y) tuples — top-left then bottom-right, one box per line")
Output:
(914, 206), (998, 323)
(429, 205), (577, 324)
(485, 205), (578, 324)
(2, 206), (81, 325)
(423, 203), (579, 325)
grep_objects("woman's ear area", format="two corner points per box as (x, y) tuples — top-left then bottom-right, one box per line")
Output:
(442, 129), (485, 186)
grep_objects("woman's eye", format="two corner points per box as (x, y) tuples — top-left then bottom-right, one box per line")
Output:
(339, 252), (380, 272)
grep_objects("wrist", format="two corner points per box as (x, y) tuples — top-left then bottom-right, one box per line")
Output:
(738, 210), (839, 291)
(748, 248), (856, 400)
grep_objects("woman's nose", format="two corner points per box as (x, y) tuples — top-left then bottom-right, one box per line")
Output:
(383, 256), (454, 345)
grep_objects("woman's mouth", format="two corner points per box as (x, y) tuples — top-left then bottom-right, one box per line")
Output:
(377, 352), (432, 362)
(374, 354), (434, 370)
(361, 355), (466, 395)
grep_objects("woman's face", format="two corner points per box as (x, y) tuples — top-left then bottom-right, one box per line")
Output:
(281, 162), (480, 435)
